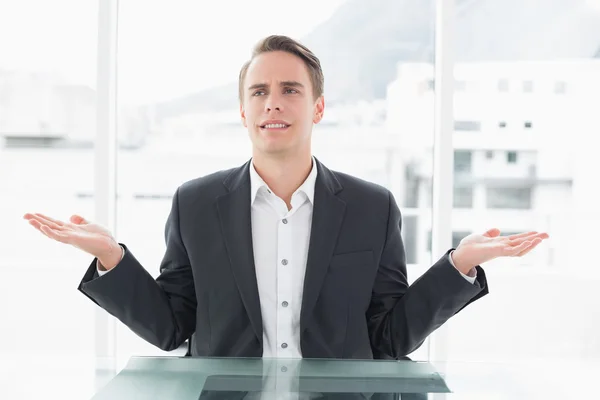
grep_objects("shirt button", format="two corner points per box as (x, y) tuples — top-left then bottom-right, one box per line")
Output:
(281, 343), (288, 349)
(281, 366), (288, 372)
(282, 218), (288, 224)
(281, 259), (288, 266)
(282, 301), (288, 307)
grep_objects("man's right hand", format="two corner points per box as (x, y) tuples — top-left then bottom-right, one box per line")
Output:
(23, 213), (122, 271)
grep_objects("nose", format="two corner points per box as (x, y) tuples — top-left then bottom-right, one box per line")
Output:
(264, 92), (283, 113)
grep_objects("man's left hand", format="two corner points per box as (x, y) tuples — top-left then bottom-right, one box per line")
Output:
(452, 228), (550, 276)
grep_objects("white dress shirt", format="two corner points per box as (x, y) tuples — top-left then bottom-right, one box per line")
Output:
(248, 158), (317, 358)
(97, 158), (477, 360)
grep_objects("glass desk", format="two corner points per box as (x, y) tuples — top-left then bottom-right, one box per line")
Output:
(87, 356), (600, 399)
(2, 355), (599, 399)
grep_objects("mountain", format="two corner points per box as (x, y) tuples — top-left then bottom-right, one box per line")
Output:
(151, 0), (600, 120)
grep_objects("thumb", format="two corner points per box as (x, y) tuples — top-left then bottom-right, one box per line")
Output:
(483, 228), (501, 238)
(70, 214), (88, 225)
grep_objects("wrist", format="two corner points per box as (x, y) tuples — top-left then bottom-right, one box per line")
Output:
(451, 248), (475, 276)
(98, 243), (122, 271)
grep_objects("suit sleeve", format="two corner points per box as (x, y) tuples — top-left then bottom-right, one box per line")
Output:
(78, 186), (196, 351)
(367, 191), (489, 358)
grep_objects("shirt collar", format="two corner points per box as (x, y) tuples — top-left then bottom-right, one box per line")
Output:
(249, 157), (318, 205)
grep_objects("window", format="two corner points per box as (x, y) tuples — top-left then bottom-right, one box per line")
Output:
(427, 231), (472, 251)
(427, 79), (435, 91)
(1, 1), (99, 397)
(454, 186), (474, 208)
(452, 231), (471, 248)
(403, 163), (420, 208)
(402, 215), (419, 264)
(454, 150), (472, 173)
(486, 187), (532, 209)
(450, 2), (600, 369)
(454, 120), (481, 131)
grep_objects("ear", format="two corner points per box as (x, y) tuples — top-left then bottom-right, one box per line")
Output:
(240, 103), (247, 128)
(313, 96), (325, 124)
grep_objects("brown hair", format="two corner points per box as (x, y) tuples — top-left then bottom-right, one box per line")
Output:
(238, 35), (324, 102)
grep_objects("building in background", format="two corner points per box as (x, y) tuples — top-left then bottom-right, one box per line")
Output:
(386, 59), (600, 268)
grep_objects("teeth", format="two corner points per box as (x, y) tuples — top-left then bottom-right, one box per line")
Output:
(264, 123), (287, 129)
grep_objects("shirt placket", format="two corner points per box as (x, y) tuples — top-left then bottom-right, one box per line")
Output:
(276, 209), (294, 356)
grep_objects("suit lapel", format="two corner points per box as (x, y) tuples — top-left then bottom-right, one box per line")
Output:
(215, 158), (346, 343)
(216, 161), (263, 345)
(300, 159), (346, 332)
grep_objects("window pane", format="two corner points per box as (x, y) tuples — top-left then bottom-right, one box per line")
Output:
(454, 150), (472, 173)
(115, 0), (436, 364)
(452, 232), (471, 248)
(486, 187), (532, 209)
(1, 1), (99, 397)
(450, 0), (600, 364)
(454, 120), (481, 131)
(506, 151), (518, 163)
(454, 186), (474, 208)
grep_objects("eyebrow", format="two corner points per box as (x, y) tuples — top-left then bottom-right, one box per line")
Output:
(247, 81), (305, 91)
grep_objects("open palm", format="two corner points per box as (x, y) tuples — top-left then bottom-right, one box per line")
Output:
(453, 228), (549, 273)
(23, 213), (118, 259)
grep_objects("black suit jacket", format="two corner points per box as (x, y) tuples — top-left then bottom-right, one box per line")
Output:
(79, 158), (488, 359)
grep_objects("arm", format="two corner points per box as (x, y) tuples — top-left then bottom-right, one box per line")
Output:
(367, 191), (488, 359)
(78, 186), (196, 351)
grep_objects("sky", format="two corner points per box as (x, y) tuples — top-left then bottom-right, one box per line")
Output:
(0, 0), (347, 105)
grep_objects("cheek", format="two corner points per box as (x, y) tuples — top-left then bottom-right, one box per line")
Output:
(244, 105), (260, 125)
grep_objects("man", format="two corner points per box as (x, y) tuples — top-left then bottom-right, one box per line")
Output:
(24, 35), (548, 360)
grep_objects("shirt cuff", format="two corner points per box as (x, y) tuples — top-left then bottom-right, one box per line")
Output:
(449, 250), (477, 284)
(96, 245), (125, 276)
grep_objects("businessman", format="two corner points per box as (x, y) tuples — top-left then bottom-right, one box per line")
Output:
(24, 35), (548, 359)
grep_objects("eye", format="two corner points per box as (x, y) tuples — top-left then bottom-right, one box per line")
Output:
(253, 90), (266, 96)
(284, 88), (298, 94)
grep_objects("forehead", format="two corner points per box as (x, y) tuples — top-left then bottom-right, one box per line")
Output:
(245, 51), (312, 86)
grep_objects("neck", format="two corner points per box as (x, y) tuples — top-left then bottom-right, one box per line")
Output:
(252, 150), (313, 208)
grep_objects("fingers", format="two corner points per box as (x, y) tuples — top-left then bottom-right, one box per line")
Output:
(40, 225), (71, 244)
(24, 213), (66, 230)
(70, 214), (88, 225)
(516, 237), (542, 257)
(504, 237), (543, 257)
(27, 218), (52, 239)
(483, 228), (501, 238)
(36, 213), (68, 227)
(28, 218), (69, 242)
(503, 240), (533, 256)
(25, 213), (73, 243)
(507, 232), (548, 246)
(24, 213), (77, 245)
(507, 231), (538, 240)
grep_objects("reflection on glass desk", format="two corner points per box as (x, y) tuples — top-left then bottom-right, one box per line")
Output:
(93, 356), (442, 399)
(90, 356), (600, 399)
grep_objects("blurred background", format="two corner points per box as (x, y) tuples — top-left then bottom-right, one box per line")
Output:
(2, 0), (600, 397)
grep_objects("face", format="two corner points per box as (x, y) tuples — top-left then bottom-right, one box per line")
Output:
(240, 51), (325, 158)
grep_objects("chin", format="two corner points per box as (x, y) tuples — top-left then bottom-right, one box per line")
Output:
(261, 145), (293, 156)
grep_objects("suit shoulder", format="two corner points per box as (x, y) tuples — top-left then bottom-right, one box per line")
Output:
(331, 170), (392, 201)
(176, 167), (237, 199)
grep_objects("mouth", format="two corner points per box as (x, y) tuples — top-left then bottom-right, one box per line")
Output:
(259, 123), (291, 131)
